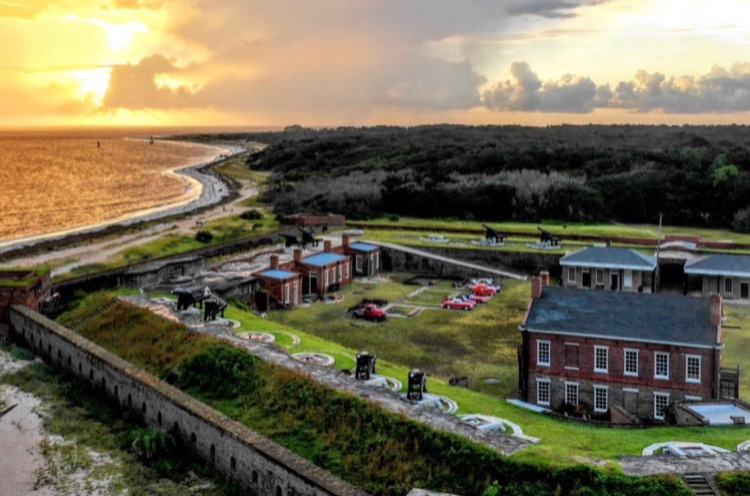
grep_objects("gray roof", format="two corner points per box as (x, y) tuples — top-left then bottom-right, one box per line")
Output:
(559, 246), (656, 271)
(684, 254), (750, 278)
(522, 287), (720, 349)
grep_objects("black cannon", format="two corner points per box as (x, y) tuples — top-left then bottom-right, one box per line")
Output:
(537, 226), (560, 246)
(203, 296), (227, 321)
(173, 288), (209, 310)
(355, 351), (378, 381)
(482, 224), (505, 244)
(407, 369), (427, 401)
(279, 232), (301, 248)
(299, 227), (322, 248)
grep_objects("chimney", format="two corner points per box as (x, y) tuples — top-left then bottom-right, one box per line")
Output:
(531, 276), (544, 299)
(342, 234), (350, 250)
(324, 240), (332, 252)
(540, 271), (550, 287)
(270, 254), (279, 270)
(294, 248), (303, 263)
(710, 293), (723, 327)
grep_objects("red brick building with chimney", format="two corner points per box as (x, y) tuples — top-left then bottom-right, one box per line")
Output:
(255, 254), (302, 307)
(0, 268), (52, 336)
(518, 272), (727, 422)
(340, 234), (380, 277)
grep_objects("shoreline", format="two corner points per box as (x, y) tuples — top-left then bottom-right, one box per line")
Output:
(0, 140), (246, 258)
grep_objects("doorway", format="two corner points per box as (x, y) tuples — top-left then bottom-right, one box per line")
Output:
(610, 273), (619, 291)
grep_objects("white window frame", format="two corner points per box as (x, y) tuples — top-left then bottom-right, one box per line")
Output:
(536, 378), (551, 406)
(686, 355), (701, 384)
(337, 264), (342, 282)
(345, 261), (350, 280)
(324, 269), (329, 288)
(654, 392), (670, 420)
(594, 385), (608, 412)
(284, 283), (290, 304)
(293, 280), (299, 305)
(375, 252), (380, 270)
(725, 277), (733, 295)
(595, 269), (603, 285)
(537, 340), (551, 367)
(594, 346), (609, 373)
(655, 352), (669, 380)
(623, 269), (633, 288)
(355, 255), (363, 272)
(565, 382), (579, 406)
(567, 267), (576, 283)
(624, 348), (639, 377)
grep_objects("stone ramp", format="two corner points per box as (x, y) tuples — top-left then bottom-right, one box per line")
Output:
(364, 240), (527, 281)
(683, 474), (721, 496)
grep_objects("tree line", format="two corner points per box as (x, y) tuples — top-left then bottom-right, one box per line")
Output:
(201, 124), (750, 229)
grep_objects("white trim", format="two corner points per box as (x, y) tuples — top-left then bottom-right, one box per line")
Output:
(595, 269), (604, 285)
(564, 382), (579, 406)
(537, 340), (551, 367)
(564, 342), (580, 346)
(655, 351), (670, 380)
(624, 348), (639, 377)
(536, 378), (551, 406)
(355, 254), (363, 272)
(594, 345), (609, 373)
(622, 387), (640, 393)
(686, 354), (702, 384)
(724, 277), (734, 295)
(594, 385), (608, 412)
(567, 267), (576, 283)
(522, 327), (724, 351)
(653, 392), (670, 420)
(564, 366), (580, 371)
(624, 269), (633, 288)
(685, 395), (703, 401)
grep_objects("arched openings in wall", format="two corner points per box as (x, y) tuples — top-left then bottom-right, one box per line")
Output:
(101, 377), (106, 390)
(276, 486), (283, 496)
(127, 394), (132, 408)
(190, 432), (197, 446)
(67, 356), (71, 367)
(252, 471), (258, 483)
(47, 344), (51, 356)
(230, 456), (236, 471)
(172, 422), (179, 435)
(141, 402), (147, 415)
(157, 411), (162, 426)
(89, 369), (94, 381)
(210, 444), (216, 467)
(114, 385), (119, 400)
(78, 363), (82, 373)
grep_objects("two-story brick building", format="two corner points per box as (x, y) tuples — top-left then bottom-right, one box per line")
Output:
(518, 273), (725, 421)
(560, 246), (657, 293)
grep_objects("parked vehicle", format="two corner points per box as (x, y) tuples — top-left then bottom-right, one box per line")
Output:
(441, 297), (475, 311)
(352, 303), (387, 321)
(472, 283), (498, 296)
(466, 293), (490, 303)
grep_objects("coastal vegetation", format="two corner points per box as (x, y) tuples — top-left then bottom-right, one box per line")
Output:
(57, 293), (691, 495)
(223, 125), (750, 230)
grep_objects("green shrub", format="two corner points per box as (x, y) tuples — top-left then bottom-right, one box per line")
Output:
(195, 230), (213, 243)
(178, 344), (262, 399)
(388, 214), (400, 222)
(716, 471), (750, 495)
(240, 209), (264, 220)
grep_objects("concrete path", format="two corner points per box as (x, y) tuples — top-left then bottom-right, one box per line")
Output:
(365, 240), (527, 281)
(621, 451), (750, 476)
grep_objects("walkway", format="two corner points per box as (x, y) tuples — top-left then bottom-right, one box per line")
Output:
(365, 240), (527, 281)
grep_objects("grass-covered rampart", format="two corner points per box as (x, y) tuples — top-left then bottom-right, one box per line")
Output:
(56, 293), (690, 496)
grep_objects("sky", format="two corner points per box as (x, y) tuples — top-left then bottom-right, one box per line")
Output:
(3, 0), (750, 127)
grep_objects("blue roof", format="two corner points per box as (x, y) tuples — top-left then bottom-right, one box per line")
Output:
(303, 252), (348, 267)
(258, 269), (299, 280)
(685, 254), (750, 278)
(349, 242), (378, 252)
(560, 246), (656, 271)
(523, 287), (720, 349)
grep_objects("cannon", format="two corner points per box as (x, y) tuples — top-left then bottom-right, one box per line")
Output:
(482, 224), (505, 244)
(355, 351), (378, 381)
(203, 296), (227, 321)
(537, 226), (560, 246)
(299, 227), (322, 248)
(278, 227), (322, 249)
(407, 369), (427, 401)
(279, 232), (301, 248)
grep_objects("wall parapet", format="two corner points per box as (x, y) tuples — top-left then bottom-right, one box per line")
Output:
(8, 305), (366, 496)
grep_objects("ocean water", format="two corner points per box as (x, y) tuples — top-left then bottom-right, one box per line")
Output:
(0, 128), (239, 242)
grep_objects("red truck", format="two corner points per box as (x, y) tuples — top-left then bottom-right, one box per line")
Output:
(352, 303), (387, 322)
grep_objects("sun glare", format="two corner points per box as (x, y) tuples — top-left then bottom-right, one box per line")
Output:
(70, 68), (112, 105)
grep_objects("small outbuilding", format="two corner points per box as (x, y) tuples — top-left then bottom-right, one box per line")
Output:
(255, 269), (302, 307)
(560, 246), (656, 292)
(342, 234), (381, 277)
(684, 254), (750, 300)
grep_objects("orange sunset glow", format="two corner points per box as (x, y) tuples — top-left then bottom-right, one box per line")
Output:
(4, 0), (750, 127)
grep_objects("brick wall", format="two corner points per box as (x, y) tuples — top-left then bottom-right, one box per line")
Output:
(9, 306), (365, 496)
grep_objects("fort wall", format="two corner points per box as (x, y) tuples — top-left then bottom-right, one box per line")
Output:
(8, 305), (366, 496)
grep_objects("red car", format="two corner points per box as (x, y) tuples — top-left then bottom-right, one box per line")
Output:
(472, 284), (497, 296)
(467, 293), (490, 304)
(352, 303), (387, 321)
(442, 297), (475, 311)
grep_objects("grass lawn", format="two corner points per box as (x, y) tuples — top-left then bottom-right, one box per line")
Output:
(354, 217), (750, 244)
(251, 275), (750, 467)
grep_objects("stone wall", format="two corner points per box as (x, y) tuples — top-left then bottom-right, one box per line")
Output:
(8, 305), (366, 496)
(381, 246), (561, 279)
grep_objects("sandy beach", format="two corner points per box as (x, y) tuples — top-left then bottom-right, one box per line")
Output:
(0, 140), (245, 257)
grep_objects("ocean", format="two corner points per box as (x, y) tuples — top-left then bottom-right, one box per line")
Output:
(0, 127), (255, 243)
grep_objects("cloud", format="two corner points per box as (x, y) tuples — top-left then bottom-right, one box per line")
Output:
(483, 62), (597, 113)
(607, 64), (750, 113)
(102, 54), (197, 109)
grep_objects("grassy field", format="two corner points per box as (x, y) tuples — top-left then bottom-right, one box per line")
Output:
(354, 217), (750, 243)
(258, 276), (750, 466)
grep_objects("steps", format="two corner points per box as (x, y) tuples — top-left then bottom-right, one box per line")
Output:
(683, 473), (720, 496)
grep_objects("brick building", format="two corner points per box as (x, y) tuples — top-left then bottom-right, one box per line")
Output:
(560, 246), (656, 293)
(341, 234), (380, 277)
(518, 273), (726, 422)
(0, 268), (52, 329)
(255, 267), (302, 308)
(297, 243), (351, 294)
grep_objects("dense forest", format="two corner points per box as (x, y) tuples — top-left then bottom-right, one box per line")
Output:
(206, 125), (750, 229)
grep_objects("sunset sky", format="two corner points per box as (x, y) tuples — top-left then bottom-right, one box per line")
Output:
(4, 0), (750, 127)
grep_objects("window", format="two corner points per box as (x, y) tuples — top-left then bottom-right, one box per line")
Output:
(324, 269), (329, 288)
(565, 344), (579, 369)
(624, 269), (633, 288)
(725, 277), (733, 295)
(536, 379), (551, 405)
(595, 269), (603, 285)
(654, 392), (670, 420)
(594, 346), (608, 373)
(655, 352), (669, 379)
(284, 283), (290, 304)
(594, 385), (608, 412)
(624, 349), (639, 376)
(293, 280), (299, 305)
(686, 355), (701, 383)
(375, 252), (380, 270)
(355, 255), (363, 272)
(565, 382), (579, 406)
(345, 261), (350, 279)
(337, 264), (342, 281)
(567, 267), (576, 283)
(537, 340), (551, 367)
